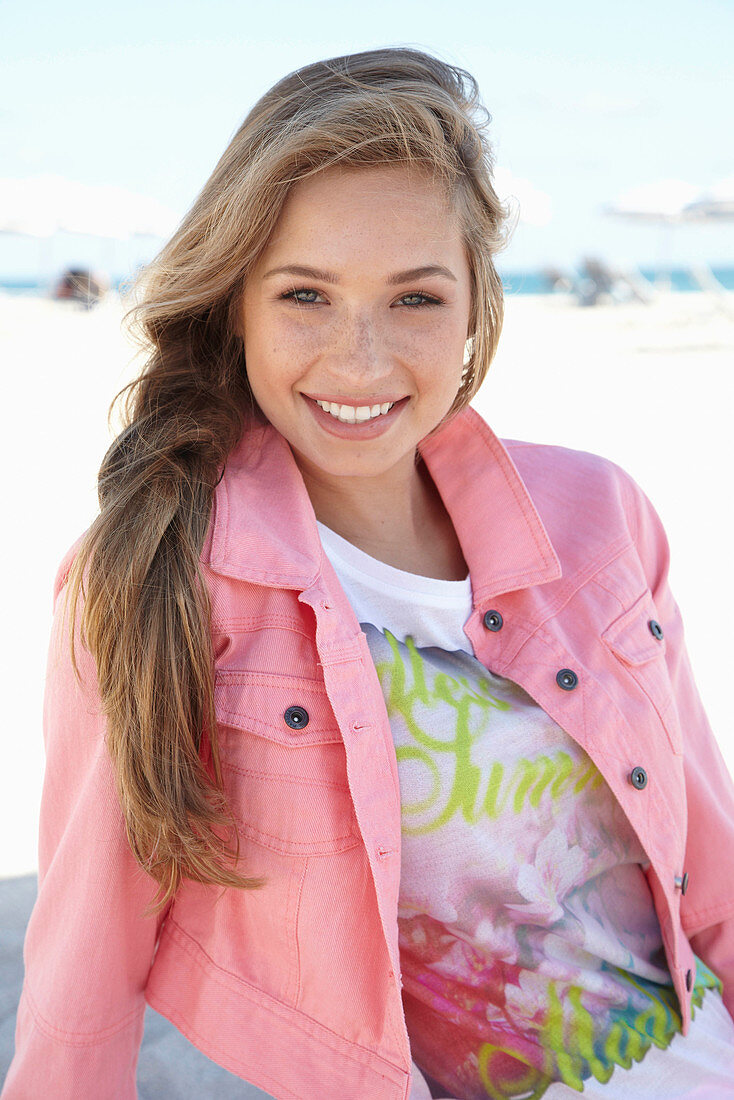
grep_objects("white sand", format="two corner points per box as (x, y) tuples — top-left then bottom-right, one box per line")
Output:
(1, 288), (732, 878)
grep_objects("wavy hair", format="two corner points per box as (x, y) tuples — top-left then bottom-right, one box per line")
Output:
(61, 47), (513, 917)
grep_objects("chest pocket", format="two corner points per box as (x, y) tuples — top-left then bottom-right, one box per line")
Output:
(214, 670), (362, 855)
(600, 589), (683, 755)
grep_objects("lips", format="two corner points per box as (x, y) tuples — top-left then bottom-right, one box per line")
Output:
(302, 394), (409, 439)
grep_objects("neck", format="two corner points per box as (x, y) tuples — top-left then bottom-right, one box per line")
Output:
(298, 449), (468, 580)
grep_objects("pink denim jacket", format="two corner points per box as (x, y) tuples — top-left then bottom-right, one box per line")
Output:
(4, 406), (734, 1100)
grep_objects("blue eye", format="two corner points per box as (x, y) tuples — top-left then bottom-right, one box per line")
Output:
(281, 287), (322, 304)
(400, 292), (442, 308)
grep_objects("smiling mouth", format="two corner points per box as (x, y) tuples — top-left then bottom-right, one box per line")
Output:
(312, 399), (397, 424)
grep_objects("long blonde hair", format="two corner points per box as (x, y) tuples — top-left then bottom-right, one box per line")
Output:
(61, 47), (513, 918)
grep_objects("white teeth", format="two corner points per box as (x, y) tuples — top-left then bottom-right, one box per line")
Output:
(314, 398), (396, 423)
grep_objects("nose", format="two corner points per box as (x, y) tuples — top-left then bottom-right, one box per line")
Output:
(327, 310), (393, 389)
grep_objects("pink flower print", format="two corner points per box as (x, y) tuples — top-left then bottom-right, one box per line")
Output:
(505, 828), (587, 925)
(472, 915), (518, 961)
(504, 968), (564, 1031)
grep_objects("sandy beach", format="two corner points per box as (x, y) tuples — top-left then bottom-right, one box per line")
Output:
(1, 285), (733, 880)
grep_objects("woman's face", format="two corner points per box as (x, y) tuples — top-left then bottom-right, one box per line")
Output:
(240, 163), (473, 491)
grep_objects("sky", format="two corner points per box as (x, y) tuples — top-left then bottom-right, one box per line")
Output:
(2, 0), (733, 279)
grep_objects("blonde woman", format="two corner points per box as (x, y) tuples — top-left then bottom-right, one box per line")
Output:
(4, 48), (734, 1100)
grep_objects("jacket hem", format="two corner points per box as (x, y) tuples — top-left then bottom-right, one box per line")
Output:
(146, 918), (411, 1100)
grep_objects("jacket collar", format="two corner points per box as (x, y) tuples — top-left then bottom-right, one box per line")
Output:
(203, 406), (562, 601)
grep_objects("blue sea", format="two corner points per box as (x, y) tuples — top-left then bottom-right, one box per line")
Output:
(1, 266), (733, 297)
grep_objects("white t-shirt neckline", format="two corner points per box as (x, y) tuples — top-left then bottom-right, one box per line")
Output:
(316, 520), (474, 654)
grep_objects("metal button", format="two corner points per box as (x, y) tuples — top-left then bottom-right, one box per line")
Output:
(629, 766), (648, 789)
(674, 872), (689, 895)
(556, 668), (578, 691)
(284, 705), (309, 730)
(483, 610), (503, 632)
(648, 619), (664, 640)
(686, 968), (693, 992)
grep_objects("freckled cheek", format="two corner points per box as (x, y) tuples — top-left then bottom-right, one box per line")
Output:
(270, 319), (328, 364)
(246, 328), (322, 393)
(393, 323), (465, 372)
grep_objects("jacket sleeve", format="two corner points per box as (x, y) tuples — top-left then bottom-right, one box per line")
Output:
(621, 467), (734, 1019)
(2, 548), (170, 1099)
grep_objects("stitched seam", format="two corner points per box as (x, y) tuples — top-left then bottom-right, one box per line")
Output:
(618, 466), (640, 546)
(292, 858), (307, 1007)
(164, 916), (403, 1072)
(598, 591), (667, 663)
(23, 980), (142, 1045)
(211, 615), (315, 637)
(471, 561), (559, 601)
(478, 420), (559, 570)
(506, 620), (638, 770)
(318, 639), (364, 659)
(533, 536), (631, 623)
(495, 538), (631, 649)
(590, 574), (629, 613)
(232, 815), (360, 851)
(147, 986), (303, 1100)
(217, 709), (338, 738)
(218, 719), (339, 745)
(588, 592), (681, 753)
(682, 898), (734, 936)
(216, 671), (328, 688)
(222, 764), (349, 791)
(225, 567), (318, 587)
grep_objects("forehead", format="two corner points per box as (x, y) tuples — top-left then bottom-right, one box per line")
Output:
(261, 163), (462, 261)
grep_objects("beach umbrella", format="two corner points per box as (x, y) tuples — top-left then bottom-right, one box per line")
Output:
(603, 177), (734, 225)
(601, 177), (734, 302)
(601, 179), (702, 225)
(600, 178), (734, 290)
(681, 177), (734, 222)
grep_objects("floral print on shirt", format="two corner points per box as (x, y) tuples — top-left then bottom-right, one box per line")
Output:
(365, 627), (721, 1099)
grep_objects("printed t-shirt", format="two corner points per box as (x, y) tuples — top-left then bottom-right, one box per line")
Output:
(317, 520), (734, 1099)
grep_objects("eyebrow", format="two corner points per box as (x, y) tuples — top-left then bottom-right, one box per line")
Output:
(263, 263), (457, 285)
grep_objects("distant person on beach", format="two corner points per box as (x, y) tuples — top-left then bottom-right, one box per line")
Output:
(53, 266), (107, 309)
(4, 47), (734, 1100)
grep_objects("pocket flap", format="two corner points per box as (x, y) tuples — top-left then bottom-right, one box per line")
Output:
(601, 591), (667, 665)
(215, 670), (342, 745)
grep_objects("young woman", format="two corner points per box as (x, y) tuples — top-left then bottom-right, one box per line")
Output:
(4, 47), (734, 1100)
